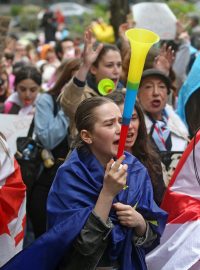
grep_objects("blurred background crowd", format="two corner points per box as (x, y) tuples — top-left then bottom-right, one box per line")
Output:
(0, 0), (200, 269)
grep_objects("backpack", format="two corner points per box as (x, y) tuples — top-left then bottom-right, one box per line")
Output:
(15, 94), (69, 198)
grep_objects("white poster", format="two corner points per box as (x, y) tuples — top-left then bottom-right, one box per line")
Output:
(0, 114), (33, 154)
(131, 2), (177, 40)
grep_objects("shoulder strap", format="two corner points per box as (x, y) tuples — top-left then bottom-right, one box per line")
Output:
(27, 117), (35, 138)
(49, 94), (59, 116)
(51, 94), (58, 116)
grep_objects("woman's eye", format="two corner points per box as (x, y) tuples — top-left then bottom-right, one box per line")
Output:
(142, 84), (152, 90)
(146, 85), (152, 89)
(106, 64), (113, 68)
(132, 116), (137, 121)
(160, 85), (167, 89)
(18, 88), (26, 92)
(106, 122), (113, 126)
(30, 88), (38, 93)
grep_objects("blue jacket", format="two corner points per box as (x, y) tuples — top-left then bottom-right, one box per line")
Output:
(34, 93), (69, 150)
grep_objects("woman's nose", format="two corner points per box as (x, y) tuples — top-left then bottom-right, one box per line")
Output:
(24, 90), (31, 98)
(129, 120), (135, 129)
(116, 122), (121, 134)
(113, 65), (120, 74)
(152, 85), (159, 95)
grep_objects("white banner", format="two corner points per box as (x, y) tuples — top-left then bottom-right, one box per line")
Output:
(131, 2), (177, 40)
(0, 114), (33, 154)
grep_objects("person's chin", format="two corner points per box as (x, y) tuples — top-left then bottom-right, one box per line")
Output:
(149, 105), (163, 114)
(125, 141), (134, 150)
(111, 147), (118, 158)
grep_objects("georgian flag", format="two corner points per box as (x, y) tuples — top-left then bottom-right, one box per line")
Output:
(0, 137), (26, 267)
(146, 131), (200, 270)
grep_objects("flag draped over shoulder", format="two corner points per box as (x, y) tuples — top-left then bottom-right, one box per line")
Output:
(0, 138), (26, 267)
(146, 131), (200, 270)
(1, 149), (167, 270)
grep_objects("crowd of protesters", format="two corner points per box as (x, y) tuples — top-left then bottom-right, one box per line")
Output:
(0, 4), (200, 269)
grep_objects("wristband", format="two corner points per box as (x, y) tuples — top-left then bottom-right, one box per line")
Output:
(73, 77), (86, 87)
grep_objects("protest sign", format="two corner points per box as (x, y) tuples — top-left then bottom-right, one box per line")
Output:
(0, 114), (33, 154)
(131, 2), (177, 40)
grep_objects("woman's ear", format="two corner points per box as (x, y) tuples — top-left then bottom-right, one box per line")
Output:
(80, 130), (92, 144)
(90, 65), (97, 76)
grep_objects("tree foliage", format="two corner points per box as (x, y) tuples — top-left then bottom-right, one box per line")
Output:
(168, 0), (196, 18)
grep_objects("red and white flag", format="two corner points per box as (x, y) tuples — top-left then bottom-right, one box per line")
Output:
(146, 131), (200, 270)
(0, 137), (26, 267)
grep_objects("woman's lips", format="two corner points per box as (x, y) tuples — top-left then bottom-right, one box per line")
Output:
(24, 100), (32, 105)
(151, 99), (161, 107)
(112, 78), (118, 86)
(127, 133), (134, 138)
(113, 139), (120, 145)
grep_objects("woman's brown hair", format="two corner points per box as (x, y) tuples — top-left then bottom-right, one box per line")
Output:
(0, 66), (10, 101)
(92, 43), (120, 68)
(49, 58), (82, 97)
(107, 91), (163, 191)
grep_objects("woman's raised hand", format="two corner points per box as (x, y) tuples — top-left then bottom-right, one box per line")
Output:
(74, 28), (103, 82)
(102, 155), (128, 198)
(82, 28), (103, 68)
(153, 43), (175, 76)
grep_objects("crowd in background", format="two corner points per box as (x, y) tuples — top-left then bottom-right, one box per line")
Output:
(0, 3), (200, 269)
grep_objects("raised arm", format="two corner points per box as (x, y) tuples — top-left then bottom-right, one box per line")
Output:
(75, 29), (103, 82)
(60, 29), (103, 138)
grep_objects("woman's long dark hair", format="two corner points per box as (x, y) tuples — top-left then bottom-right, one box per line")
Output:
(14, 64), (42, 88)
(107, 91), (162, 189)
(48, 58), (82, 97)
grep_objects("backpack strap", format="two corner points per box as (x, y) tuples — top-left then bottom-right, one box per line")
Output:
(27, 117), (35, 138)
(50, 94), (58, 116)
